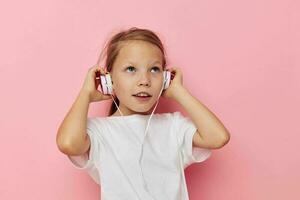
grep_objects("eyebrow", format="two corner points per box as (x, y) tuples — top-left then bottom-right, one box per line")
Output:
(126, 60), (162, 66)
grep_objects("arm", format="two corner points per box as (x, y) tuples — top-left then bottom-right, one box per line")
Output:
(56, 90), (91, 156)
(174, 87), (231, 149)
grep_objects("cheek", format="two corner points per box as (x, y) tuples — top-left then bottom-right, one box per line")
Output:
(154, 79), (164, 91)
(114, 81), (131, 97)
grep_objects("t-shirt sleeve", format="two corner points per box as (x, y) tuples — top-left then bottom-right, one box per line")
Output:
(173, 111), (212, 169)
(66, 117), (101, 184)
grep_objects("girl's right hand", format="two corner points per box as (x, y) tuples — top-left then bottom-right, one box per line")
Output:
(81, 65), (112, 103)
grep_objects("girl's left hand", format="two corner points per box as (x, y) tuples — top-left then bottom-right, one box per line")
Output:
(161, 67), (185, 99)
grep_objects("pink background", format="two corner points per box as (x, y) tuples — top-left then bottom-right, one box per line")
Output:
(0, 0), (299, 199)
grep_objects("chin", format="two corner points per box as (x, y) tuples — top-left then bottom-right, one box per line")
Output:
(132, 104), (156, 114)
(131, 107), (151, 114)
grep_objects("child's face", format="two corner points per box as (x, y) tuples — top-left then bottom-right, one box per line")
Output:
(110, 40), (164, 115)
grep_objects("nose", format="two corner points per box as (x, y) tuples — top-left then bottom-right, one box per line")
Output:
(137, 72), (151, 87)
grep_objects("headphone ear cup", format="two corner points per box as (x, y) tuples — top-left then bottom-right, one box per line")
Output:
(99, 74), (108, 94)
(105, 73), (113, 95)
(99, 73), (113, 95)
(163, 70), (171, 90)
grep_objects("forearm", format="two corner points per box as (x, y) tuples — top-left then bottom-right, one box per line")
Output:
(175, 87), (230, 146)
(56, 90), (91, 151)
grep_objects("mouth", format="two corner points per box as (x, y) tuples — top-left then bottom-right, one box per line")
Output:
(132, 94), (152, 102)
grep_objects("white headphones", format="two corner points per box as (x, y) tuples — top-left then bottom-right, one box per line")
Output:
(98, 70), (172, 95)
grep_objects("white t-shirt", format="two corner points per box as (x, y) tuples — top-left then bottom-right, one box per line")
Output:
(67, 111), (212, 200)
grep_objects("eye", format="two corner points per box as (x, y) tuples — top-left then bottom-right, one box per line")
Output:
(125, 66), (136, 72)
(151, 66), (161, 73)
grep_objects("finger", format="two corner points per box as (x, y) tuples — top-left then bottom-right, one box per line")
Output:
(170, 67), (177, 76)
(172, 67), (180, 71)
(90, 65), (100, 75)
(92, 64), (100, 70)
(104, 67), (108, 73)
(95, 67), (101, 77)
(93, 66), (105, 77)
(172, 67), (181, 75)
(95, 77), (100, 86)
(170, 67), (177, 72)
(101, 66), (108, 74)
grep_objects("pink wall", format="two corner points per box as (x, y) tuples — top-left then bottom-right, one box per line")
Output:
(0, 0), (299, 199)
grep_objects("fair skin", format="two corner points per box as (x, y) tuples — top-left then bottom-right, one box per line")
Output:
(109, 40), (166, 116)
(106, 40), (230, 149)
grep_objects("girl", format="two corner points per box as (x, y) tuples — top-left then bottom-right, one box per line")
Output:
(56, 27), (230, 200)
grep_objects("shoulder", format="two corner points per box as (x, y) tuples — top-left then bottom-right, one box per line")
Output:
(87, 117), (101, 126)
(151, 112), (185, 128)
(152, 112), (176, 122)
(86, 117), (107, 133)
(155, 111), (180, 118)
(170, 111), (186, 121)
(151, 111), (184, 122)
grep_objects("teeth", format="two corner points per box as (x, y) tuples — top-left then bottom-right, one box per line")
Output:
(135, 93), (150, 97)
